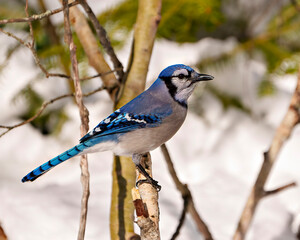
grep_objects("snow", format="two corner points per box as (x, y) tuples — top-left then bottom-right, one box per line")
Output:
(1, 3), (300, 240)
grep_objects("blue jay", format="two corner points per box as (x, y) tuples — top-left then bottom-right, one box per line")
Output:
(22, 64), (213, 190)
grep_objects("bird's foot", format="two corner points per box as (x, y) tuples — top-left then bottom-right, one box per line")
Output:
(136, 178), (161, 192)
(136, 163), (161, 191)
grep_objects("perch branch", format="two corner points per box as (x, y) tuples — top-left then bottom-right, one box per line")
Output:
(132, 153), (160, 240)
(78, 0), (124, 81)
(233, 65), (300, 240)
(62, 2), (90, 239)
(160, 144), (213, 240)
(0, 1), (79, 25)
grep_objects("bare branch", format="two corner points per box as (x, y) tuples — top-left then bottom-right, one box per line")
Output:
(78, 0), (124, 81)
(264, 182), (297, 197)
(0, 223), (7, 240)
(160, 144), (213, 240)
(170, 195), (189, 240)
(62, 2), (90, 239)
(0, 1), (79, 25)
(0, 85), (109, 138)
(233, 65), (300, 240)
(65, 1), (120, 100)
(132, 153), (160, 240)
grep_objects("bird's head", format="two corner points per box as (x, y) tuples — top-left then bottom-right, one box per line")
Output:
(159, 64), (213, 107)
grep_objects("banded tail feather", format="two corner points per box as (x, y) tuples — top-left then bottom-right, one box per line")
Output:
(21, 142), (91, 182)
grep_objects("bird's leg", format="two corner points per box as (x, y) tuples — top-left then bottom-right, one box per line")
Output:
(132, 153), (161, 191)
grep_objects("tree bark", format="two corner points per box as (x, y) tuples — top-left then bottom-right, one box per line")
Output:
(110, 0), (161, 239)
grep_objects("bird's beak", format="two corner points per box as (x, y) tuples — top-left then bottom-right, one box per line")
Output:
(191, 72), (214, 82)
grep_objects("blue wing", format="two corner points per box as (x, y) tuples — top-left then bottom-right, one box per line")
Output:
(79, 109), (162, 143)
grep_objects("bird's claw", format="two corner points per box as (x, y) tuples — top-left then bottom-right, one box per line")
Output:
(136, 179), (161, 192)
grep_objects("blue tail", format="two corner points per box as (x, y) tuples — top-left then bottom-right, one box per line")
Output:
(22, 142), (91, 182)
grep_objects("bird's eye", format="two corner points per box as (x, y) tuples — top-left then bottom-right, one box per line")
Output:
(177, 74), (185, 79)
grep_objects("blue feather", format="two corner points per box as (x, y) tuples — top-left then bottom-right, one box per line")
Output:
(21, 142), (92, 182)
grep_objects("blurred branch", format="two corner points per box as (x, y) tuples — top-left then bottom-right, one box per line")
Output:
(63, 2), (90, 239)
(160, 144), (213, 240)
(78, 0), (124, 81)
(65, 0), (120, 100)
(170, 195), (188, 240)
(290, 0), (300, 12)
(0, 1), (79, 25)
(132, 153), (160, 239)
(117, 0), (161, 104)
(0, 223), (7, 240)
(0, 27), (69, 79)
(263, 182), (296, 197)
(233, 65), (300, 240)
(0, 81), (113, 138)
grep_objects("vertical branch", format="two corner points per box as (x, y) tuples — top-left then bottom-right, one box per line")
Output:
(132, 153), (160, 240)
(109, 1), (162, 239)
(160, 144), (213, 240)
(62, 1), (90, 240)
(233, 66), (300, 240)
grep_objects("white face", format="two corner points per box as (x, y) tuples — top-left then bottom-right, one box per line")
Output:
(171, 68), (196, 102)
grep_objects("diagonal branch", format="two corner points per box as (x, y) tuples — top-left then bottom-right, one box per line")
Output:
(0, 85), (112, 138)
(233, 65), (300, 240)
(160, 144), (213, 240)
(78, 0), (124, 81)
(0, 1), (79, 25)
(62, 2), (90, 239)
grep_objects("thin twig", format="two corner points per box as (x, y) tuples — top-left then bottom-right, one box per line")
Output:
(0, 85), (110, 138)
(62, 1), (90, 240)
(78, 0), (124, 81)
(0, 27), (69, 79)
(160, 144), (213, 240)
(263, 182), (297, 197)
(233, 65), (300, 240)
(0, 1), (79, 25)
(170, 195), (189, 240)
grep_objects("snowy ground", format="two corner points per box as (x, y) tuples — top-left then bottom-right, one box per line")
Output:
(1, 2), (300, 240)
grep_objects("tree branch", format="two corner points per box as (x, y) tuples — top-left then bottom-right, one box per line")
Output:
(160, 144), (213, 240)
(0, 1), (79, 25)
(62, 2), (90, 239)
(0, 85), (112, 137)
(132, 153), (160, 240)
(110, 1), (162, 239)
(264, 182), (297, 197)
(0, 223), (7, 240)
(64, 0), (120, 100)
(170, 195), (189, 240)
(78, 0), (124, 82)
(233, 65), (300, 240)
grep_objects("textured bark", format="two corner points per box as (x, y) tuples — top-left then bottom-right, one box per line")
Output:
(233, 66), (300, 240)
(132, 153), (160, 240)
(110, 0), (161, 239)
